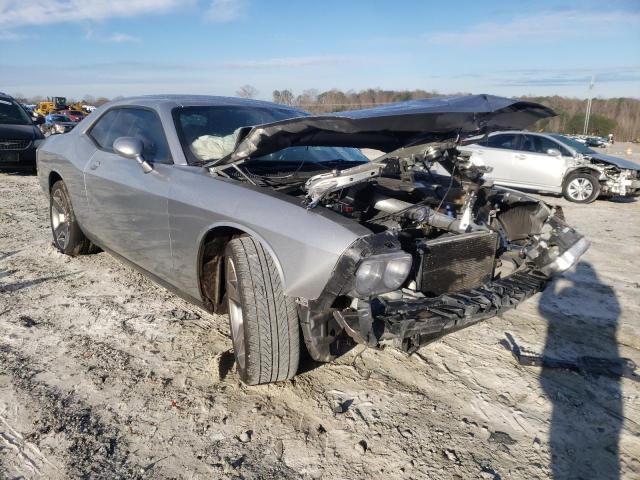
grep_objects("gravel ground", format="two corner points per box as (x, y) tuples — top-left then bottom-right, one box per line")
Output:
(1, 145), (639, 479)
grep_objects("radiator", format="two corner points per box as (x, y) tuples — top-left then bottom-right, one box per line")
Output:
(417, 231), (498, 297)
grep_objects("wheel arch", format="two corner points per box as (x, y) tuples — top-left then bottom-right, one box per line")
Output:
(196, 222), (286, 313)
(48, 170), (63, 192)
(564, 166), (603, 184)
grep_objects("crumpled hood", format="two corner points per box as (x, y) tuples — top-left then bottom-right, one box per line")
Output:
(215, 94), (556, 165)
(587, 152), (640, 170)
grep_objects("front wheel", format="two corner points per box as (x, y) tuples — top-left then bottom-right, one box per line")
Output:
(224, 236), (300, 385)
(563, 172), (600, 204)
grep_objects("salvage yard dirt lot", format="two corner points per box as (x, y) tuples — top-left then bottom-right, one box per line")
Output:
(1, 145), (640, 479)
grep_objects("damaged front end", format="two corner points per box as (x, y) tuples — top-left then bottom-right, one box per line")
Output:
(205, 94), (588, 360)
(299, 142), (589, 360)
(582, 160), (640, 197)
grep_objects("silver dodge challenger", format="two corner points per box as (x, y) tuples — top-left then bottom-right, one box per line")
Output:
(37, 94), (590, 385)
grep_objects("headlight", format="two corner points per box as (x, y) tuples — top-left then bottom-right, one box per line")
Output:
(355, 252), (412, 296)
(55, 124), (65, 133)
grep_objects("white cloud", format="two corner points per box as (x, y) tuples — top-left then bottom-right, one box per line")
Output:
(220, 55), (355, 69)
(0, 29), (26, 40)
(105, 32), (140, 43)
(205, 0), (246, 23)
(425, 10), (640, 46)
(84, 27), (140, 43)
(0, 0), (189, 29)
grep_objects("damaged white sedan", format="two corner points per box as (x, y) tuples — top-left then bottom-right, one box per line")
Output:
(37, 94), (589, 385)
(461, 131), (640, 203)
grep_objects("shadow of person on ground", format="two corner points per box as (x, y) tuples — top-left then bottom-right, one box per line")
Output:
(539, 261), (623, 479)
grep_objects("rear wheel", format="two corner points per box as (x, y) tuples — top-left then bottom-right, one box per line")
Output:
(224, 236), (300, 385)
(562, 172), (600, 204)
(50, 180), (94, 256)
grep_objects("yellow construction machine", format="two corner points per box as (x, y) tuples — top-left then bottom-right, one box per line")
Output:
(34, 97), (69, 117)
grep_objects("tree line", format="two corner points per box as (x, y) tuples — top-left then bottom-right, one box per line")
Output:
(13, 87), (640, 140)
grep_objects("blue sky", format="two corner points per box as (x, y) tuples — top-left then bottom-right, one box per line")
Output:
(1, 0), (639, 100)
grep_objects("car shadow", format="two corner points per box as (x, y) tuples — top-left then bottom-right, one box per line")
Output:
(0, 169), (37, 176)
(0, 272), (79, 293)
(538, 261), (623, 480)
(606, 196), (637, 204)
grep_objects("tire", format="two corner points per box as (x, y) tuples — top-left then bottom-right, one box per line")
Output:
(562, 172), (600, 204)
(50, 180), (93, 256)
(224, 236), (300, 385)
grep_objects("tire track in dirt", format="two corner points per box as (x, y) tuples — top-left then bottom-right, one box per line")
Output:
(0, 343), (143, 479)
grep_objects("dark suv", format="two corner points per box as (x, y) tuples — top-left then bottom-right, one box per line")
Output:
(0, 92), (45, 172)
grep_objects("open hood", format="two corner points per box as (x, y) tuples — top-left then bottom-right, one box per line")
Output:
(214, 94), (556, 165)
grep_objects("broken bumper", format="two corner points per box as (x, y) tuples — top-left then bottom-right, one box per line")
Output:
(333, 214), (590, 353)
(334, 267), (549, 353)
(605, 175), (640, 196)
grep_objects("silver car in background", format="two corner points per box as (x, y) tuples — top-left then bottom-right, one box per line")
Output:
(37, 94), (589, 385)
(461, 131), (640, 203)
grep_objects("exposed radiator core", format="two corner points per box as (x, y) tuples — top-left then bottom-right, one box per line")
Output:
(417, 231), (499, 297)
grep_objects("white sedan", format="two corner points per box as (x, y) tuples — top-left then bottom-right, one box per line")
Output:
(461, 131), (640, 203)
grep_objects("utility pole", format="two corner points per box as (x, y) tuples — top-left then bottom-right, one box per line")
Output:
(583, 75), (595, 135)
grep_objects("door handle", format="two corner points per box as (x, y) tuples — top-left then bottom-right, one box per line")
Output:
(89, 159), (101, 170)
(515, 154), (527, 160)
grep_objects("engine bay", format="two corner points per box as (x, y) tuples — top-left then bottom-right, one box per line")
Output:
(219, 139), (581, 300)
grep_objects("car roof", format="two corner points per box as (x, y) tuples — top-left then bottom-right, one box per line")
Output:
(104, 94), (305, 113)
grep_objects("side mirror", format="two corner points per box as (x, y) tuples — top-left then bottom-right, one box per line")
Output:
(33, 116), (45, 125)
(546, 148), (561, 157)
(113, 136), (153, 173)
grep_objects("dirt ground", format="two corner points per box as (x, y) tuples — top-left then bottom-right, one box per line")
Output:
(1, 144), (640, 479)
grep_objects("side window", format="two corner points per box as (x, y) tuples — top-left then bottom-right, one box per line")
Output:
(89, 108), (172, 164)
(523, 135), (566, 156)
(487, 134), (519, 150)
(554, 142), (572, 157)
(88, 109), (120, 149)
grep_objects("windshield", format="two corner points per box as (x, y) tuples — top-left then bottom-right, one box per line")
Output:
(173, 106), (368, 165)
(550, 134), (595, 155)
(0, 99), (32, 125)
(50, 115), (71, 122)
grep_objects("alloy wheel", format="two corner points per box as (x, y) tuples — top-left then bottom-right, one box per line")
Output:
(567, 177), (594, 201)
(225, 256), (246, 370)
(51, 189), (71, 250)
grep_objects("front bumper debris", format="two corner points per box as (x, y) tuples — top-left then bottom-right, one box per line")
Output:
(605, 175), (640, 197)
(334, 267), (548, 353)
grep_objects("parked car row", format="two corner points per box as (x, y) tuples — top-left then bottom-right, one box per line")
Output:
(566, 134), (610, 148)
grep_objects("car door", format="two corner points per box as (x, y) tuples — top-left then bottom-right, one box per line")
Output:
(83, 107), (174, 279)
(469, 133), (522, 184)
(513, 134), (570, 190)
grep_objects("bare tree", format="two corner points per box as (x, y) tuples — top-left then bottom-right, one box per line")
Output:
(237, 85), (259, 99)
(273, 89), (295, 106)
(11, 92), (27, 103)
